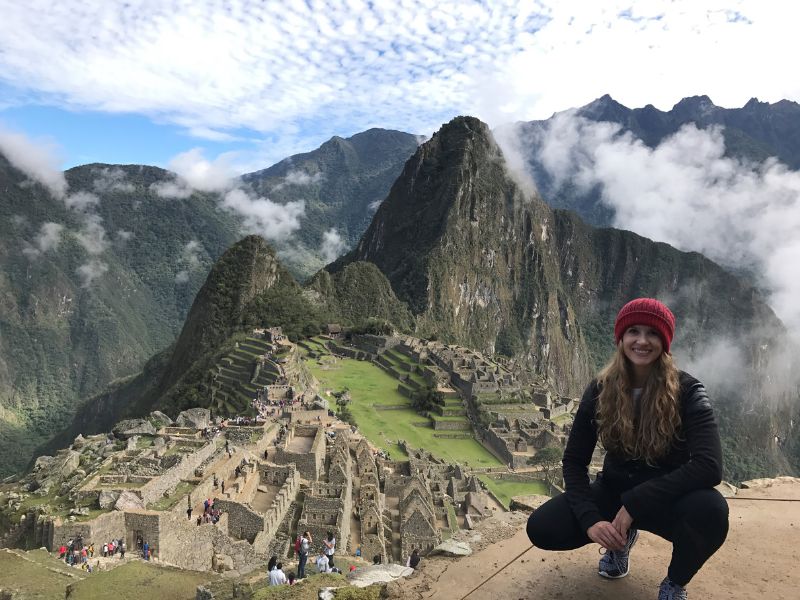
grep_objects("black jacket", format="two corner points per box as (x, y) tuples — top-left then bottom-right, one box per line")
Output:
(563, 371), (723, 532)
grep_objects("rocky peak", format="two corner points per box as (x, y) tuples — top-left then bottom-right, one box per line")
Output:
(670, 94), (719, 120)
(577, 94), (631, 122)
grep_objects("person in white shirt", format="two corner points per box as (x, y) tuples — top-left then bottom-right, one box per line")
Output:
(269, 562), (288, 585)
(316, 550), (331, 573)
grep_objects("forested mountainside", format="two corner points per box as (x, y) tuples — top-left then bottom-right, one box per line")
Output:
(0, 128), (418, 477)
(0, 157), (241, 477)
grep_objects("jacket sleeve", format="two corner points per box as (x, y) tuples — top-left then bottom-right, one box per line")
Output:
(563, 381), (603, 533)
(621, 378), (723, 520)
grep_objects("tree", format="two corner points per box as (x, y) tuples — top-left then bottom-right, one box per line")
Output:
(529, 447), (564, 486)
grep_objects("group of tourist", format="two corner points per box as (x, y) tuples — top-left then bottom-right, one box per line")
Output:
(266, 556), (294, 586)
(56, 535), (131, 570)
(188, 496), (222, 525)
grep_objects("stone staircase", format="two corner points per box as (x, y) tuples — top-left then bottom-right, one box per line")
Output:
(209, 336), (282, 415)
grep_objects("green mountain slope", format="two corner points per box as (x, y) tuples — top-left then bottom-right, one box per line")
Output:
(0, 157), (242, 476)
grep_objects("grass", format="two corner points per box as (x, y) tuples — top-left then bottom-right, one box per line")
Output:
(0, 548), (76, 598)
(305, 355), (501, 467)
(68, 560), (214, 600)
(477, 475), (549, 509)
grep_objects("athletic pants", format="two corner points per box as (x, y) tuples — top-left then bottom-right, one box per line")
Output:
(526, 481), (729, 586)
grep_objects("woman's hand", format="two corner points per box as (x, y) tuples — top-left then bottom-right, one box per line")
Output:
(611, 506), (634, 539)
(587, 521), (627, 551)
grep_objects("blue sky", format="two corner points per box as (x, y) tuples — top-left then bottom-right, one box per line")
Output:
(0, 0), (797, 173)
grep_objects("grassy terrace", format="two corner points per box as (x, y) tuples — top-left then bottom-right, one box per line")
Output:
(304, 352), (501, 467)
(478, 475), (549, 509)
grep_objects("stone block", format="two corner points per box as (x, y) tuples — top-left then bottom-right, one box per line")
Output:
(149, 411), (174, 428)
(430, 539), (472, 557)
(212, 553), (234, 572)
(348, 564), (414, 587)
(176, 408), (211, 429)
(113, 418), (157, 439)
(114, 490), (145, 511)
(99, 490), (121, 509)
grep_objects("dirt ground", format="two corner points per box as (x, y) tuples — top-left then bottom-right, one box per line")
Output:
(385, 478), (800, 600)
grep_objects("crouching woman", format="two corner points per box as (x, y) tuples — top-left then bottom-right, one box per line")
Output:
(527, 298), (729, 600)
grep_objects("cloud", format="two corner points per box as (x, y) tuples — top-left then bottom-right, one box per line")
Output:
(320, 228), (347, 263)
(0, 127), (67, 198)
(221, 188), (305, 241)
(271, 168), (324, 191)
(64, 190), (100, 210)
(6, 1), (796, 164)
(75, 259), (108, 288)
(22, 222), (64, 259)
(74, 213), (110, 255)
(150, 179), (193, 199)
(524, 113), (800, 334)
(116, 229), (133, 241)
(150, 148), (237, 198)
(92, 167), (135, 193)
(175, 239), (203, 283)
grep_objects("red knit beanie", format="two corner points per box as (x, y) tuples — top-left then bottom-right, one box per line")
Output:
(614, 298), (675, 353)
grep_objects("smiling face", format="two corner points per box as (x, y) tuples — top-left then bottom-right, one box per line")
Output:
(621, 324), (664, 384)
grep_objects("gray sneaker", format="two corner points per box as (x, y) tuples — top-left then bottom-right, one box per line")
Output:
(658, 576), (688, 599)
(598, 528), (639, 579)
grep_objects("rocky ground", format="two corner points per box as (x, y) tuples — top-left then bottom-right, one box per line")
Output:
(383, 477), (800, 600)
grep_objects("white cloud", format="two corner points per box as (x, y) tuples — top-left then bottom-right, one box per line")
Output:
(0, 127), (67, 198)
(75, 259), (109, 287)
(74, 213), (110, 255)
(166, 148), (236, 192)
(22, 222), (64, 259)
(221, 188), (305, 241)
(116, 229), (133, 241)
(320, 228), (347, 263)
(175, 239), (203, 283)
(4, 1), (796, 163)
(64, 190), (100, 210)
(92, 167), (135, 193)
(525, 113), (800, 334)
(150, 179), (193, 199)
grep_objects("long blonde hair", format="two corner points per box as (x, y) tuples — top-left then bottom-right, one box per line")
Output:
(596, 344), (681, 463)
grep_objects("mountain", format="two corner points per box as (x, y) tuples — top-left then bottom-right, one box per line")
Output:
(0, 128), (419, 477)
(0, 157), (242, 477)
(242, 128), (421, 278)
(515, 94), (800, 226)
(332, 116), (793, 480)
(51, 237), (410, 444)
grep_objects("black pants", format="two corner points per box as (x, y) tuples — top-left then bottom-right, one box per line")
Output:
(526, 481), (729, 586)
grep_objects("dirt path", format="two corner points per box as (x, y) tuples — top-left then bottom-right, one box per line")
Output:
(386, 478), (800, 600)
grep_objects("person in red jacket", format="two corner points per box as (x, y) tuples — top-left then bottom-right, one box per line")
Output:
(527, 298), (728, 600)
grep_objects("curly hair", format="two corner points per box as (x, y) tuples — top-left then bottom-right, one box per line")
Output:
(595, 344), (681, 463)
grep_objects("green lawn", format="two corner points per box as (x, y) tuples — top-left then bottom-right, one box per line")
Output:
(0, 549), (75, 598)
(305, 356), (501, 467)
(478, 475), (549, 509)
(147, 481), (197, 511)
(68, 561), (214, 600)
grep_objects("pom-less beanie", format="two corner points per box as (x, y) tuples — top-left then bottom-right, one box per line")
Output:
(614, 298), (676, 353)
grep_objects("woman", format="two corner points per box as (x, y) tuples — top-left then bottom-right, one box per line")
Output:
(323, 531), (336, 568)
(527, 298), (728, 600)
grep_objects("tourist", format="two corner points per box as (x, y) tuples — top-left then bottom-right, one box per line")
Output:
(269, 562), (287, 585)
(316, 549), (330, 573)
(187, 506), (192, 520)
(120, 541), (126, 558)
(526, 298), (728, 600)
(88, 543), (94, 558)
(323, 531), (336, 568)
(221, 481), (225, 494)
(287, 572), (296, 585)
(297, 530), (312, 578)
(406, 549), (420, 569)
(143, 542), (149, 561)
(267, 555), (277, 572)
(102, 543), (108, 557)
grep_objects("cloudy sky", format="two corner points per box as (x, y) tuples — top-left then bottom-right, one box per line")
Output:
(0, 0), (797, 171)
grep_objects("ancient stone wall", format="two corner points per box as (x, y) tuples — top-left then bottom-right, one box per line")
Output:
(51, 510), (126, 549)
(432, 419), (471, 431)
(214, 500), (264, 542)
(138, 441), (217, 506)
(124, 512), (161, 555)
(272, 426), (325, 480)
(482, 427), (513, 465)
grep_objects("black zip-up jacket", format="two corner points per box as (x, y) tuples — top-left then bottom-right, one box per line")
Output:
(563, 371), (723, 533)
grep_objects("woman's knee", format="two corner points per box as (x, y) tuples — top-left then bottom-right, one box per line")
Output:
(678, 489), (730, 539)
(527, 510), (554, 549)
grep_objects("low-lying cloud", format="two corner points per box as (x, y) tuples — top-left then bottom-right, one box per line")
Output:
(92, 167), (135, 193)
(0, 127), (67, 198)
(76, 259), (109, 288)
(22, 222), (64, 259)
(320, 228), (347, 263)
(221, 188), (305, 242)
(175, 240), (203, 283)
(514, 113), (800, 335)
